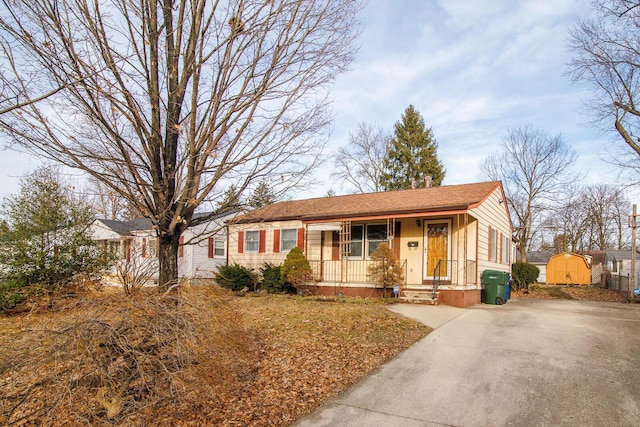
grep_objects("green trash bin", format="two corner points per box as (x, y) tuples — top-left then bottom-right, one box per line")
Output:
(482, 270), (510, 305)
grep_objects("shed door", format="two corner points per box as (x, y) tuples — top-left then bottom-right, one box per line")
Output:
(424, 221), (450, 280)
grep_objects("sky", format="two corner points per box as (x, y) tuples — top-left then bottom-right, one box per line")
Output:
(314, 0), (622, 197)
(0, 0), (630, 204)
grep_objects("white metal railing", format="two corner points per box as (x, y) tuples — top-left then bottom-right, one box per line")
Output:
(309, 259), (407, 284)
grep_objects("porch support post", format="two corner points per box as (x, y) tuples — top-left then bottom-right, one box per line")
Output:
(463, 213), (468, 287)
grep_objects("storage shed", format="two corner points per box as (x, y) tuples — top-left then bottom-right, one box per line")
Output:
(546, 252), (592, 285)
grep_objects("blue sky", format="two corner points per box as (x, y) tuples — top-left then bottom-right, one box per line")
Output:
(0, 0), (625, 204)
(315, 0), (619, 196)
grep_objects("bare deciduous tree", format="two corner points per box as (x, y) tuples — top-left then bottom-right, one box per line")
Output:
(542, 185), (589, 253)
(583, 184), (631, 250)
(480, 126), (579, 262)
(87, 178), (142, 221)
(334, 122), (390, 193)
(0, 0), (363, 288)
(538, 184), (631, 253)
(568, 1), (640, 177)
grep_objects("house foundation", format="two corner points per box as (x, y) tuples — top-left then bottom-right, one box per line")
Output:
(309, 283), (481, 308)
(437, 289), (481, 308)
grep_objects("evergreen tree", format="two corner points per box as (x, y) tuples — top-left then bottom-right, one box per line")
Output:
(0, 167), (109, 310)
(380, 105), (445, 190)
(216, 185), (242, 213)
(247, 181), (278, 209)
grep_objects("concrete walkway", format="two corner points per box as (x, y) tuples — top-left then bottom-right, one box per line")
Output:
(293, 299), (640, 427)
(387, 303), (467, 329)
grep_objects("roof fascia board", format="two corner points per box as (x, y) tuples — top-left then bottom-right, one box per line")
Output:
(303, 209), (469, 224)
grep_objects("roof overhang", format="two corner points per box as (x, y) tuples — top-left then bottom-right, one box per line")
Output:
(302, 208), (471, 224)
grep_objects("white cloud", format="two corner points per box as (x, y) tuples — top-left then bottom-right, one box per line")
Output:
(313, 0), (616, 198)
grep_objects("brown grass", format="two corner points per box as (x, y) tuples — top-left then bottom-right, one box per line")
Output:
(0, 288), (431, 426)
(512, 284), (624, 302)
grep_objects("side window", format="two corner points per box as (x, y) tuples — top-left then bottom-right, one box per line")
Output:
(501, 235), (510, 264)
(214, 239), (225, 257)
(281, 229), (298, 252)
(209, 238), (226, 258)
(245, 230), (260, 253)
(367, 224), (387, 256)
(148, 238), (158, 258)
(349, 225), (364, 257)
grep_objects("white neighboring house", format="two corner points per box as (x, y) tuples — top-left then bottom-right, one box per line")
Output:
(91, 211), (238, 284)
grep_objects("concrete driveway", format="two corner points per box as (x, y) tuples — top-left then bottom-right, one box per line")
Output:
(293, 299), (640, 427)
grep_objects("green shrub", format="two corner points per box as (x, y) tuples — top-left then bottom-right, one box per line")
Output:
(0, 282), (48, 314)
(281, 247), (313, 295)
(511, 262), (540, 290)
(260, 263), (294, 294)
(0, 283), (26, 313)
(214, 264), (256, 291)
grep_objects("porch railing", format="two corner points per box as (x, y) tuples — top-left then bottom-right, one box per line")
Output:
(308, 259), (477, 287)
(433, 259), (443, 299)
(309, 259), (407, 285)
(431, 259), (477, 287)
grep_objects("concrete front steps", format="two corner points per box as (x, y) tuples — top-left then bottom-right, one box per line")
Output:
(399, 287), (440, 305)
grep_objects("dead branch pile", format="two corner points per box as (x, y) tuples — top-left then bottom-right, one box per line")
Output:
(0, 286), (254, 425)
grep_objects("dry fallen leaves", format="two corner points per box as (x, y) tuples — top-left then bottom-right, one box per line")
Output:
(512, 284), (623, 302)
(0, 290), (431, 426)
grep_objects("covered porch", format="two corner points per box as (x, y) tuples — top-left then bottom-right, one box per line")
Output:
(303, 213), (480, 305)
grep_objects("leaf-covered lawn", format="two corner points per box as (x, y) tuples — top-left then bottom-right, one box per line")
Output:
(512, 284), (624, 302)
(0, 291), (431, 426)
(210, 295), (432, 426)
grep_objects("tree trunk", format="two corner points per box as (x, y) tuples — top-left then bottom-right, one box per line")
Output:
(158, 233), (180, 289)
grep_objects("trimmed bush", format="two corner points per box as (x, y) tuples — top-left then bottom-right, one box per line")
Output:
(511, 262), (540, 291)
(260, 263), (295, 294)
(281, 247), (313, 295)
(214, 263), (256, 291)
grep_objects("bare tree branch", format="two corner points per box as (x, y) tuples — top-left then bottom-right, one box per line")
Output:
(333, 122), (390, 193)
(0, 0), (364, 287)
(569, 0), (640, 174)
(480, 126), (580, 262)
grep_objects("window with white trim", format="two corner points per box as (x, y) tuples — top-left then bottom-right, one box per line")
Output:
(214, 239), (225, 257)
(349, 225), (364, 257)
(501, 234), (510, 264)
(245, 230), (260, 253)
(280, 229), (298, 252)
(367, 224), (387, 256)
(148, 238), (158, 258)
(347, 224), (388, 258)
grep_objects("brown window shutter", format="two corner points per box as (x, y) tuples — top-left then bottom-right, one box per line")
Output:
(488, 226), (492, 261)
(392, 222), (402, 258)
(273, 229), (281, 253)
(259, 230), (266, 253)
(331, 231), (339, 261)
(142, 238), (147, 258)
(208, 238), (214, 258)
(498, 232), (502, 263)
(179, 236), (184, 258)
(297, 228), (304, 250)
(238, 231), (244, 254)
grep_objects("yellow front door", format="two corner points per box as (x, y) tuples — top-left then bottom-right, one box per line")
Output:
(425, 222), (448, 278)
